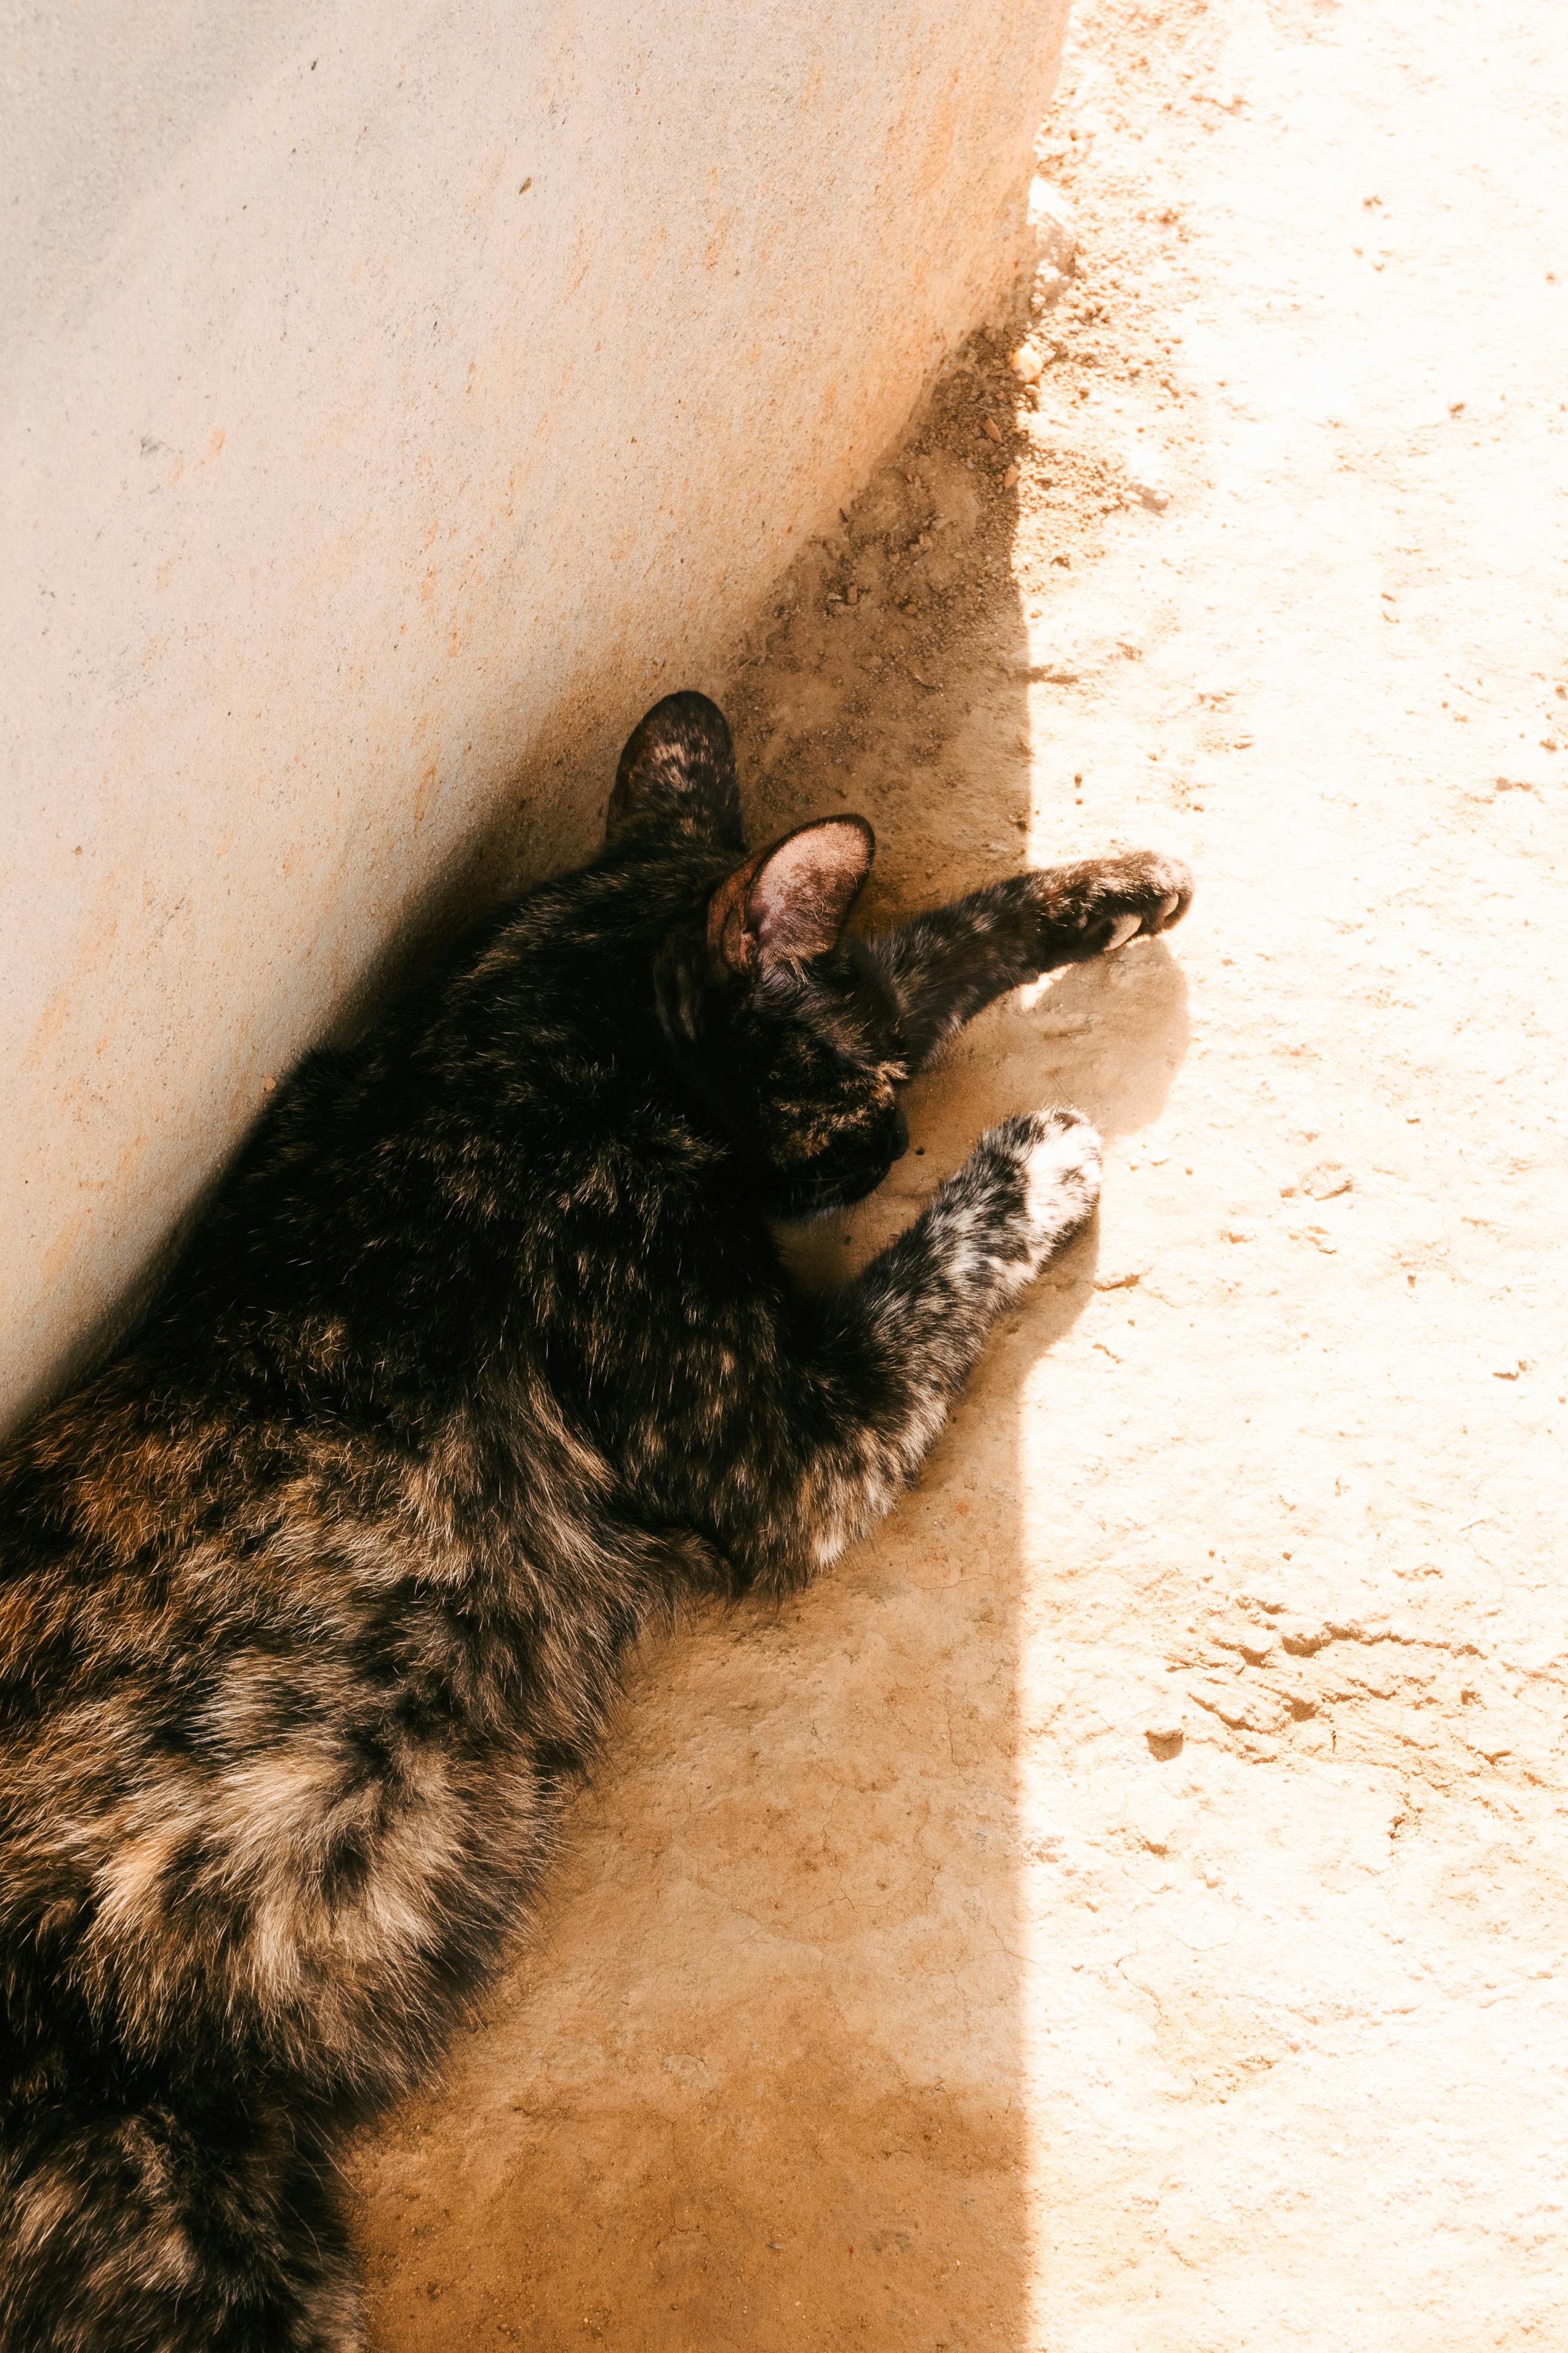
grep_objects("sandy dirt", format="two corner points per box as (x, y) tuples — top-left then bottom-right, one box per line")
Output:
(353, 2), (1568, 2344)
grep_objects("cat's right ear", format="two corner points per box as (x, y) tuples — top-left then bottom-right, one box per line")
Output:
(605, 691), (745, 851)
(707, 817), (875, 981)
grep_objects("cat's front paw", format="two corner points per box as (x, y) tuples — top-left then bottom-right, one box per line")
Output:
(977, 1107), (1102, 1281)
(1026, 851), (1193, 965)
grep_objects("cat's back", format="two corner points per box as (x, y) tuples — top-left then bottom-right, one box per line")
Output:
(0, 838), (736, 1738)
(0, 839), (728, 1841)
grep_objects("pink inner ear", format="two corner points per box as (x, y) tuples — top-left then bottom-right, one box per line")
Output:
(750, 819), (874, 959)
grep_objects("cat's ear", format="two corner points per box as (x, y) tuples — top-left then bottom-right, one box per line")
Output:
(707, 817), (875, 978)
(606, 691), (745, 850)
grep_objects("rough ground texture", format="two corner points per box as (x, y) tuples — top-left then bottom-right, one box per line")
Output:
(354, 2), (1568, 2344)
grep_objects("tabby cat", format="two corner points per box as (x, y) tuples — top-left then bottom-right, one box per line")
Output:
(0, 693), (1189, 2349)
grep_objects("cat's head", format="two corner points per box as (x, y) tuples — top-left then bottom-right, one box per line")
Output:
(615, 694), (909, 1218)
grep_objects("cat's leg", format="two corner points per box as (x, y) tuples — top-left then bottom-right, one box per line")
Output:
(706, 1107), (1100, 1586)
(871, 851), (1191, 1073)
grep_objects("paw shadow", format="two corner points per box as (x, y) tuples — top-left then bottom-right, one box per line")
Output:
(781, 934), (1188, 1298)
(1023, 932), (1191, 1141)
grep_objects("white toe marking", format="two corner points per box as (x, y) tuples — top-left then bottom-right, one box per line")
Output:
(1021, 1118), (1103, 1261)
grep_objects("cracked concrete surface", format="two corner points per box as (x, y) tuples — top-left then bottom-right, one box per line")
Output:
(353, 1), (1568, 2343)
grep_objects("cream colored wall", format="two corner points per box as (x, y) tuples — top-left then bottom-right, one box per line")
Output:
(1, 0), (1068, 1433)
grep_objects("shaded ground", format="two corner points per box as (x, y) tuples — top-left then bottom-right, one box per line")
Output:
(355, 2), (1568, 2344)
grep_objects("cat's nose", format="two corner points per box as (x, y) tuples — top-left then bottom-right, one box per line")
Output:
(891, 1105), (910, 1161)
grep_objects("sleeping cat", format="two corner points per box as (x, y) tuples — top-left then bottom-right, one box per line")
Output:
(0, 692), (1189, 2351)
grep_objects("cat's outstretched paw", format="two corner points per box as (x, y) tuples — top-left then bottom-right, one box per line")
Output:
(1026, 851), (1193, 965)
(977, 1107), (1102, 1281)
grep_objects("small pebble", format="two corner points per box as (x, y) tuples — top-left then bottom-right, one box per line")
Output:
(982, 418), (1003, 443)
(1302, 1162), (1353, 1200)
(1122, 447), (1172, 510)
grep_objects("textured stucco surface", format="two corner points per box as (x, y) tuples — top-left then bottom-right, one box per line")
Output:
(1, 0), (1068, 1429)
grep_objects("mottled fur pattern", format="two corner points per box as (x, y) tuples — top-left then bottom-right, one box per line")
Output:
(0, 694), (1189, 2349)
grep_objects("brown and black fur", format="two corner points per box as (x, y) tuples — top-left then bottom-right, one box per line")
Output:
(0, 694), (1190, 2350)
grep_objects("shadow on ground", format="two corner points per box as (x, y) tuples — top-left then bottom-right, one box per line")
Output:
(352, 337), (1187, 2350)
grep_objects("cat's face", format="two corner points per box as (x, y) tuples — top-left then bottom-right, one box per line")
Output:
(697, 928), (910, 1218)
(617, 694), (910, 1218)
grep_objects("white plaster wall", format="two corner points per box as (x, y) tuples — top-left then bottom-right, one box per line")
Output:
(0, 0), (1069, 1433)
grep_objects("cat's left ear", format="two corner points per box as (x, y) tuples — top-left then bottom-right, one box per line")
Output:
(707, 817), (876, 979)
(606, 691), (745, 850)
